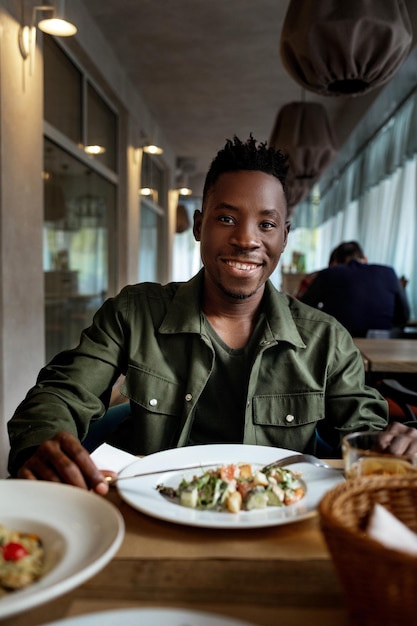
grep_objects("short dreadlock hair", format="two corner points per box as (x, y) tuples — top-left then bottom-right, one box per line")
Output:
(202, 135), (289, 211)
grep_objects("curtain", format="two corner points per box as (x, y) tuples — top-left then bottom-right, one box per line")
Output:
(319, 89), (417, 217)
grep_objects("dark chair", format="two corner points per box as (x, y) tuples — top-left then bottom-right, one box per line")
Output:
(82, 402), (131, 452)
(378, 378), (417, 422)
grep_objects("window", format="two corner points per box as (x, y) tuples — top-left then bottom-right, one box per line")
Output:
(86, 82), (118, 171)
(43, 139), (116, 362)
(138, 153), (166, 281)
(44, 36), (82, 144)
(43, 38), (118, 362)
(138, 199), (160, 282)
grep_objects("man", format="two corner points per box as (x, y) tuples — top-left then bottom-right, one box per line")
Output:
(294, 247), (339, 299)
(300, 241), (410, 337)
(7, 137), (416, 494)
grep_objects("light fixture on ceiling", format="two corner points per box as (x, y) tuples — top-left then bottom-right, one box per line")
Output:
(280, 0), (412, 97)
(269, 100), (336, 212)
(19, 1), (77, 61)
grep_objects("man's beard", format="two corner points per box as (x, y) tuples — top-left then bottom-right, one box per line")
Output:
(219, 284), (258, 300)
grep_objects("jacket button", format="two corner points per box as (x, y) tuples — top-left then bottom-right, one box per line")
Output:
(149, 398), (158, 406)
(285, 414), (295, 423)
(185, 393), (192, 401)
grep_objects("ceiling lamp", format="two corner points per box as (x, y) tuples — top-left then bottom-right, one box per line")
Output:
(269, 101), (337, 211)
(280, 0), (412, 97)
(176, 204), (191, 233)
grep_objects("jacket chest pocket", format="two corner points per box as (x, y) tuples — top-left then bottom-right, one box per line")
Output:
(251, 393), (325, 450)
(253, 392), (324, 427)
(123, 365), (184, 416)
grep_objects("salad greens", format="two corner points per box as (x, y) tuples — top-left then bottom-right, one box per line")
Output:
(157, 462), (305, 513)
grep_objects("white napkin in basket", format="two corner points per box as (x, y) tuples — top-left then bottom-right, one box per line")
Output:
(367, 503), (417, 556)
(90, 442), (138, 473)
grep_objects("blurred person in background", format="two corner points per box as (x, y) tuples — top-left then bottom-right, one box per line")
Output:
(300, 241), (410, 337)
(294, 247), (338, 299)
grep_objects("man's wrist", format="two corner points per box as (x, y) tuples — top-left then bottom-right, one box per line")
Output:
(8, 446), (38, 477)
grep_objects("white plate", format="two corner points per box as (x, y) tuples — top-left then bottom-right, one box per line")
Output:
(42, 607), (256, 626)
(117, 444), (344, 529)
(0, 480), (125, 619)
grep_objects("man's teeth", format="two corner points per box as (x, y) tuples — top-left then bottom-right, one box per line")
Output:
(227, 261), (258, 270)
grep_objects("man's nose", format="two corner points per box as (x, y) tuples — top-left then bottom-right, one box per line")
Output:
(230, 221), (260, 248)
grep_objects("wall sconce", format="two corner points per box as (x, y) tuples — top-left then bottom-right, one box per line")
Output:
(139, 187), (159, 205)
(84, 145), (106, 156)
(142, 142), (164, 155)
(175, 156), (195, 196)
(176, 182), (193, 196)
(37, 0), (77, 36)
(19, 1), (77, 61)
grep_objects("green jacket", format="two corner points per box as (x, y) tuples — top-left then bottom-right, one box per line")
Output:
(8, 269), (388, 473)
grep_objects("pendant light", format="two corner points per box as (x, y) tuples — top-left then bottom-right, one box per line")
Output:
(269, 101), (337, 211)
(280, 0), (412, 97)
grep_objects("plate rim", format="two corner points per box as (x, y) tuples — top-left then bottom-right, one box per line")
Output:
(0, 480), (125, 620)
(41, 606), (258, 626)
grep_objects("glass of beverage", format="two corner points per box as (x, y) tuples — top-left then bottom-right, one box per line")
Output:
(342, 431), (417, 478)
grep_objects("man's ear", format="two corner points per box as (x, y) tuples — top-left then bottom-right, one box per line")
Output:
(282, 220), (291, 251)
(193, 209), (202, 241)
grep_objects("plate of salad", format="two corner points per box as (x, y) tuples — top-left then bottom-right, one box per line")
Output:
(116, 444), (344, 528)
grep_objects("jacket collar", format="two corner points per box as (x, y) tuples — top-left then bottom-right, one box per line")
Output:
(159, 268), (306, 348)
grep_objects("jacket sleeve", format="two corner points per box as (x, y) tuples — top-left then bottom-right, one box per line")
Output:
(317, 327), (389, 451)
(7, 290), (130, 474)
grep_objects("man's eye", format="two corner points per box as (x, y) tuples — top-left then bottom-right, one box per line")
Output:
(260, 222), (276, 229)
(218, 216), (234, 224)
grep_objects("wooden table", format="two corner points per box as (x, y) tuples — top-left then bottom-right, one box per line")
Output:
(353, 338), (417, 374)
(3, 462), (349, 626)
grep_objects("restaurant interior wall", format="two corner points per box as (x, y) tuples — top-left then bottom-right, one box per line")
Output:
(0, 0), (176, 478)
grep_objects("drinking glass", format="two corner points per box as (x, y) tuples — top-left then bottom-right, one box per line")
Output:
(342, 431), (417, 478)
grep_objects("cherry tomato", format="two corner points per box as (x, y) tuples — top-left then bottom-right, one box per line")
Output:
(2, 542), (28, 561)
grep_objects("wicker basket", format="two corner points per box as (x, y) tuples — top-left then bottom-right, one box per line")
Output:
(319, 475), (417, 626)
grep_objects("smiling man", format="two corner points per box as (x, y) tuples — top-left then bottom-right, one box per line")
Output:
(9, 135), (411, 494)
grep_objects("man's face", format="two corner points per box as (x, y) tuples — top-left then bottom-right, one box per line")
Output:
(193, 170), (290, 301)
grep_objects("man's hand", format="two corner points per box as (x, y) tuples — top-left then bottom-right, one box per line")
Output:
(16, 432), (112, 495)
(377, 421), (417, 455)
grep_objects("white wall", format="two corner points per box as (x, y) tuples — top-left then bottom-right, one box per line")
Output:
(0, 2), (45, 476)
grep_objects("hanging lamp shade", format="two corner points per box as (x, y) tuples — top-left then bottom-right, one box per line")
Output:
(269, 101), (337, 210)
(176, 204), (191, 233)
(285, 179), (313, 211)
(280, 0), (412, 97)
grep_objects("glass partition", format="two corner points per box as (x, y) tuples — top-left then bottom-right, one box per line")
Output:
(43, 36), (82, 144)
(43, 139), (116, 362)
(43, 37), (118, 363)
